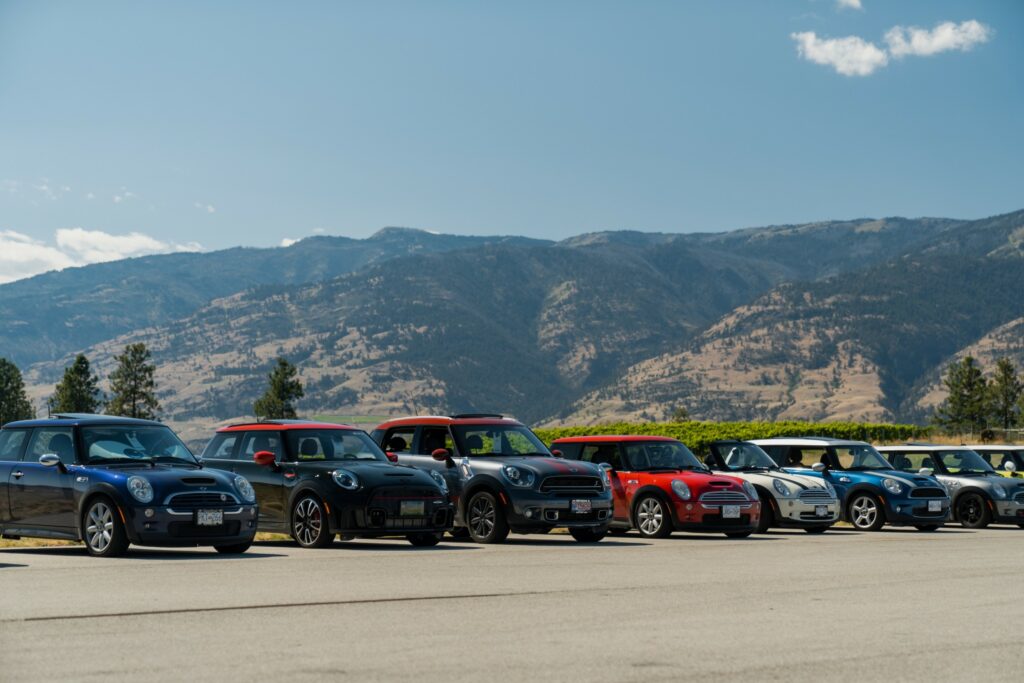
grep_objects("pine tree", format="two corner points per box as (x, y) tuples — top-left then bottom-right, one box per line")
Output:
(988, 357), (1023, 430)
(933, 356), (990, 434)
(0, 358), (35, 426)
(107, 343), (160, 419)
(50, 354), (104, 414)
(253, 357), (304, 420)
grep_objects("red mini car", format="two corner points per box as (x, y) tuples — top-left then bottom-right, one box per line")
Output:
(551, 435), (761, 538)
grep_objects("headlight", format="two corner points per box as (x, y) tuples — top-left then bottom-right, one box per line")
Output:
(824, 481), (837, 497)
(234, 475), (256, 502)
(501, 465), (535, 488)
(882, 478), (903, 495)
(598, 466), (611, 489)
(429, 470), (449, 494)
(772, 479), (791, 497)
(332, 469), (360, 490)
(992, 485), (1007, 499)
(742, 481), (757, 500)
(671, 479), (691, 501)
(126, 476), (154, 503)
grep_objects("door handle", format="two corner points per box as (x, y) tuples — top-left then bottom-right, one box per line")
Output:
(12, 470), (24, 478)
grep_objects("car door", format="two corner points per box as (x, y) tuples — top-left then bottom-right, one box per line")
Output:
(8, 427), (78, 530)
(0, 429), (30, 524)
(580, 443), (628, 522)
(236, 431), (287, 530)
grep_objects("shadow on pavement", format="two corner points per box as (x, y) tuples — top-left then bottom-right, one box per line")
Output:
(254, 539), (482, 552)
(0, 562), (29, 569)
(0, 546), (286, 560)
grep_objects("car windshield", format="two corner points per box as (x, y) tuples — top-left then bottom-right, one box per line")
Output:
(286, 429), (387, 462)
(936, 450), (994, 475)
(624, 441), (706, 471)
(451, 425), (550, 457)
(82, 426), (197, 465)
(718, 442), (778, 471)
(832, 445), (892, 471)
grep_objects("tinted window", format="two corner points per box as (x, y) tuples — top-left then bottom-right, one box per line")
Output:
(240, 431), (283, 462)
(451, 425), (549, 457)
(27, 428), (77, 465)
(623, 442), (704, 470)
(203, 434), (240, 460)
(417, 427), (453, 455)
(286, 429), (387, 462)
(82, 426), (195, 464)
(0, 430), (28, 461)
(788, 448), (827, 468)
(886, 451), (935, 473)
(580, 444), (621, 469)
(383, 428), (414, 453)
(552, 443), (580, 460)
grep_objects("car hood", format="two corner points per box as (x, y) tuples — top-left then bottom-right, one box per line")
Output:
(938, 474), (1024, 493)
(478, 456), (603, 478)
(725, 470), (830, 491)
(293, 461), (441, 489)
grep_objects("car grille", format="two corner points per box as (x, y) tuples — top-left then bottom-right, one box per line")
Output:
(698, 491), (748, 505)
(165, 492), (238, 507)
(167, 521), (241, 537)
(798, 489), (834, 502)
(364, 488), (448, 530)
(539, 475), (603, 494)
(700, 514), (751, 526)
(181, 477), (218, 486)
(1013, 491), (1024, 504)
(910, 488), (945, 498)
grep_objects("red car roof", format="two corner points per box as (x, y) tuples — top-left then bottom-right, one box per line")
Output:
(374, 415), (524, 429)
(551, 435), (680, 444)
(217, 421), (357, 433)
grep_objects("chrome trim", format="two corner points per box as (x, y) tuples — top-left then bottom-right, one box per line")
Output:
(698, 491), (749, 504)
(162, 491), (239, 506)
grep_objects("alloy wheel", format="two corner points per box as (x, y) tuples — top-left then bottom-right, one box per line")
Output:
(85, 501), (114, 553)
(293, 498), (324, 546)
(850, 496), (879, 529)
(468, 496), (495, 538)
(637, 497), (664, 536)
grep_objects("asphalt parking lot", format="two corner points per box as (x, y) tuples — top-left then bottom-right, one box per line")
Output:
(2, 527), (1022, 682)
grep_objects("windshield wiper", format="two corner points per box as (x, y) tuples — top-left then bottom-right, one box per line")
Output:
(646, 466), (682, 472)
(151, 456), (199, 466)
(87, 458), (154, 467)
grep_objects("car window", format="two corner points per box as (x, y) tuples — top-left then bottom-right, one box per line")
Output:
(886, 451), (936, 472)
(384, 428), (415, 453)
(978, 451), (1013, 470)
(240, 431), (283, 462)
(286, 429), (387, 462)
(580, 444), (621, 469)
(787, 448), (826, 468)
(417, 427), (453, 455)
(0, 430), (29, 461)
(203, 434), (240, 460)
(551, 443), (579, 459)
(27, 428), (77, 465)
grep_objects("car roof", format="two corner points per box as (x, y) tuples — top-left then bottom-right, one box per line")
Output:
(963, 444), (1024, 451)
(748, 437), (868, 447)
(551, 435), (678, 444)
(876, 444), (975, 452)
(218, 419), (357, 432)
(3, 413), (164, 429)
(375, 415), (524, 429)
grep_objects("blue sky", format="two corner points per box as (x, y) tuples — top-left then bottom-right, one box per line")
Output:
(1, 0), (1021, 281)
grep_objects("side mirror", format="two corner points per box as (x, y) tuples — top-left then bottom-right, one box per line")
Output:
(39, 454), (67, 472)
(253, 450), (276, 467)
(432, 448), (452, 464)
(812, 462), (826, 473)
(918, 467), (934, 477)
(385, 451), (399, 463)
(1005, 461), (1018, 473)
(551, 449), (563, 458)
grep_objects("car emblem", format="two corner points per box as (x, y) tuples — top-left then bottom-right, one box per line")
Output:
(569, 467), (578, 473)
(220, 494), (227, 501)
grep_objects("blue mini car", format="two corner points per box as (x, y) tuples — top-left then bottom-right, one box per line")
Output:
(0, 414), (258, 556)
(751, 437), (950, 531)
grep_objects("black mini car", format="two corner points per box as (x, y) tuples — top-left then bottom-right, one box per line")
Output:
(202, 420), (453, 547)
(0, 414), (258, 557)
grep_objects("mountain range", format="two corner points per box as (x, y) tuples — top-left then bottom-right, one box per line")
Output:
(5, 209), (1023, 438)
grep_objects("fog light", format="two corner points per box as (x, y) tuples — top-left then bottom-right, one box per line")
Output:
(144, 522), (154, 530)
(144, 508), (155, 518)
(686, 504), (693, 511)
(525, 508), (534, 519)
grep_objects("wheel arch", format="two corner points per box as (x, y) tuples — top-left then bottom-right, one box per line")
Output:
(77, 484), (130, 541)
(629, 485), (674, 526)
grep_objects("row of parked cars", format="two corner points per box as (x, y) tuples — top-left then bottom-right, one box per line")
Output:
(1, 413), (1022, 557)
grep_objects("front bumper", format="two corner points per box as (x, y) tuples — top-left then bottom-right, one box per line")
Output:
(125, 504), (259, 546)
(670, 498), (761, 534)
(774, 497), (840, 527)
(883, 497), (951, 525)
(506, 491), (613, 531)
(331, 492), (454, 536)
(991, 498), (1024, 524)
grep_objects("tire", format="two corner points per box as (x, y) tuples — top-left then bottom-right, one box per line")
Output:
(82, 497), (130, 558)
(955, 493), (991, 529)
(214, 542), (252, 554)
(465, 491), (509, 544)
(291, 495), (334, 548)
(804, 525), (829, 534)
(915, 525), (940, 532)
(725, 530), (753, 538)
(755, 493), (775, 534)
(407, 532), (443, 547)
(634, 495), (673, 538)
(848, 493), (886, 531)
(569, 527), (607, 543)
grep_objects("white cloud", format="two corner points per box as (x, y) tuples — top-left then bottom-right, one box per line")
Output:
(791, 31), (888, 76)
(836, 0), (862, 10)
(885, 20), (991, 58)
(86, 192), (95, 200)
(311, 227), (326, 234)
(0, 228), (204, 284)
(193, 201), (216, 214)
(280, 237), (299, 247)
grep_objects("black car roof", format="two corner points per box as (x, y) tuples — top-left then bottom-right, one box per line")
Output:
(2, 413), (165, 429)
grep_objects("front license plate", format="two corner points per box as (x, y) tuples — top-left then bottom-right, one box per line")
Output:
(815, 505), (828, 517)
(928, 500), (942, 512)
(722, 505), (740, 519)
(571, 499), (592, 514)
(196, 509), (223, 526)
(400, 500), (425, 516)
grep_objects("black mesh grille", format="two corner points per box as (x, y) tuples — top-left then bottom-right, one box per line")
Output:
(539, 476), (602, 494)
(910, 488), (945, 498)
(167, 521), (241, 537)
(167, 492), (237, 507)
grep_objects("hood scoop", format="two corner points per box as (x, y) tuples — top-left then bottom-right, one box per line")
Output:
(385, 472), (415, 477)
(182, 477), (218, 485)
(708, 480), (732, 487)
